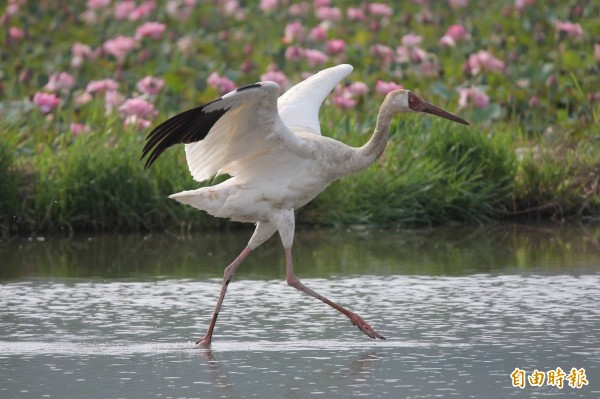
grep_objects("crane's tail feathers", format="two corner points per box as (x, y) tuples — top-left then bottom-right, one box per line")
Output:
(169, 188), (228, 217)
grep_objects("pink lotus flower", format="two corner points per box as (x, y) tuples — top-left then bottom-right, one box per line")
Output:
(411, 47), (428, 63)
(4, 0), (22, 19)
(595, 44), (600, 62)
(260, 0), (278, 11)
(346, 7), (366, 21)
(289, 3), (310, 16)
(315, 6), (341, 21)
(80, 9), (98, 24)
(130, 0), (156, 20)
(309, 26), (328, 42)
(114, 0), (136, 20)
(166, 0), (196, 21)
(347, 82), (369, 96)
(440, 25), (469, 48)
(528, 96), (540, 107)
(70, 123), (91, 136)
(515, 0), (535, 11)
(458, 87), (489, 109)
(332, 87), (357, 109)
(284, 46), (304, 62)
(439, 35), (456, 48)
(135, 22), (166, 40)
(221, 0), (245, 20)
(119, 97), (158, 120)
(137, 76), (165, 95)
(419, 59), (441, 77)
(395, 46), (410, 63)
(556, 20), (584, 40)
(395, 44), (429, 65)
(9, 27), (24, 40)
(367, 3), (393, 17)
(74, 91), (93, 106)
(402, 33), (422, 48)
(71, 42), (95, 68)
(33, 92), (60, 113)
(104, 90), (125, 114)
(103, 36), (137, 63)
(206, 72), (236, 94)
(176, 35), (194, 55)
(370, 44), (394, 64)
(465, 51), (505, 75)
(446, 24), (469, 41)
(314, 0), (331, 7)
(326, 39), (345, 55)
(376, 80), (403, 95)
(261, 67), (289, 90)
(449, 0), (468, 8)
(283, 20), (304, 44)
(303, 48), (328, 66)
(113, 0), (157, 21)
(72, 42), (94, 57)
(332, 96), (357, 109)
(124, 116), (152, 129)
(299, 71), (314, 80)
(87, 0), (110, 9)
(44, 72), (76, 93)
(237, 59), (253, 74)
(86, 79), (119, 93)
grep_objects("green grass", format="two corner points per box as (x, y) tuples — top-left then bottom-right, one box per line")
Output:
(0, 138), (22, 237)
(1, 112), (221, 236)
(5, 102), (599, 237)
(1, 0), (599, 237)
(300, 115), (516, 226)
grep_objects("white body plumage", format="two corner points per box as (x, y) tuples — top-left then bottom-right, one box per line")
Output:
(170, 65), (360, 224)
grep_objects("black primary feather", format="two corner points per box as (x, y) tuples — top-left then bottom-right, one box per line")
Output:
(235, 83), (262, 92)
(141, 98), (227, 169)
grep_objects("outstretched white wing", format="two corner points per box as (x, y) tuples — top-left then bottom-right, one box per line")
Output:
(142, 81), (307, 182)
(277, 64), (353, 135)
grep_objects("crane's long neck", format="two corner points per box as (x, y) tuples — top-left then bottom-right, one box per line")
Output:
(347, 97), (396, 174)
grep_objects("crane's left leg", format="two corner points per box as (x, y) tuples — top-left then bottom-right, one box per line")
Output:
(272, 210), (385, 340)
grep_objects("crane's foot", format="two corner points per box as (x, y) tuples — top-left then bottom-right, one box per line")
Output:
(195, 335), (212, 348)
(349, 312), (385, 340)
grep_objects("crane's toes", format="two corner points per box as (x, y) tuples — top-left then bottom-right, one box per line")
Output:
(349, 313), (386, 340)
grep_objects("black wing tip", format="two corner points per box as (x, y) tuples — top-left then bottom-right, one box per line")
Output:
(140, 101), (229, 169)
(143, 154), (157, 170)
(141, 145), (159, 170)
(140, 83), (263, 170)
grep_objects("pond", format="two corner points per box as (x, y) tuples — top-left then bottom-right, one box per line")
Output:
(1, 223), (599, 398)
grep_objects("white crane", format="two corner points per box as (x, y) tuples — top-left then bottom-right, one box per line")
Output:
(142, 64), (468, 347)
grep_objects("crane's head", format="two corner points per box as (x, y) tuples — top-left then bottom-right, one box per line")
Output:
(387, 89), (469, 125)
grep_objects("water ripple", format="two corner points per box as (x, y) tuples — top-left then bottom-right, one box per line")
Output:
(1, 274), (599, 398)
(1, 275), (599, 349)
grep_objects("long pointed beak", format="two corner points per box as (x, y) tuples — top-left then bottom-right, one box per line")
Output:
(420, 101), (469, 125)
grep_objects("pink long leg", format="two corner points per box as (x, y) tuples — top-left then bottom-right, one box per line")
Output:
(284, 248), (385, 340)
(195, 246), (252, 348)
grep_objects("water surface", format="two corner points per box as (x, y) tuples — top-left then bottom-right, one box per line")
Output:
(1, 224), (599, 398)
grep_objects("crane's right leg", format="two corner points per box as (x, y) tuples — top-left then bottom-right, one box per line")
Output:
(195, 222), (276, 348)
